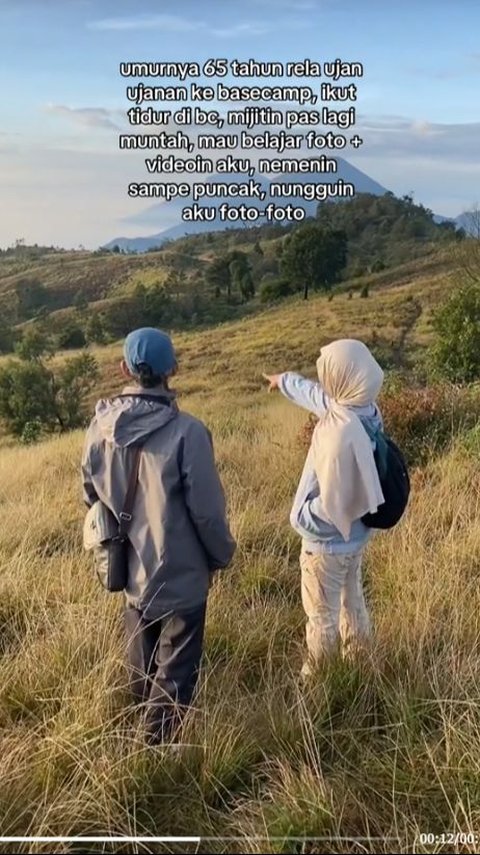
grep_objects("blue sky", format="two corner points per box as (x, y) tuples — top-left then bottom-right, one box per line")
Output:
(0, 0), (479, 248)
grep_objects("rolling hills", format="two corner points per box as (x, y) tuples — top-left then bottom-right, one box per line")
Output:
(0, 248), (479, 851)
(0, 192), (463, 354)
(104, 157), (390, 251)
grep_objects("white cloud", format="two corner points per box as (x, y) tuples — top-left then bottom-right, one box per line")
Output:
(89, 13), (198, 32)
(210, 22), (271, 37)
(354, 115), (480, 163)
(410, 120), (436, 136)
(43, 104), (121, 131)
(250, 0), (317, 8)
(88, 13), (271, 36)
(408, 53), (480, 80)
(2, 109), (478, 248)
(0, 144), (147, 249)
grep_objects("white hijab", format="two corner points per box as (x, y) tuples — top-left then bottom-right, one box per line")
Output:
(311, 339), (385, 541)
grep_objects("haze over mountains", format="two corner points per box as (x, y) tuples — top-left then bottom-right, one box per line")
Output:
(105, 158), (468, 253)
(105, 157), (388, 251)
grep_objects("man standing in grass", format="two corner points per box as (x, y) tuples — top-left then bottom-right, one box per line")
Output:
(82, 327), (236, 743)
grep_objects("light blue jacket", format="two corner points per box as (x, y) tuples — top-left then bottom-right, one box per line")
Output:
(279, 372), (383, 555)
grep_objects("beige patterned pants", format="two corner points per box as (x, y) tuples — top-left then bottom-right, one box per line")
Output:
(300, 547), (371, 673)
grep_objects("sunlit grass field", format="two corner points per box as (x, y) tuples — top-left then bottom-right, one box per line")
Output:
(0, 266), (479, 854)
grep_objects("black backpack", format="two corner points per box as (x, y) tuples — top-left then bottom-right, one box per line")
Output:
(360, 420), (410, 529)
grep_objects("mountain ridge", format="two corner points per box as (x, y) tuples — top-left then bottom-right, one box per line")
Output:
(105, 157), (389, 252)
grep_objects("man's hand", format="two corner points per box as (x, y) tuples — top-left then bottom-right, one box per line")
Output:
(263, 373), (282, 392)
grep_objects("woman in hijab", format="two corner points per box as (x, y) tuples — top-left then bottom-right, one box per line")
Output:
(264, 339), (384, 675)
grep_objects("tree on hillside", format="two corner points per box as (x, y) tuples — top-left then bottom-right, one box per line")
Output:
(206, 251), (255, 303)
(52, 353), (98, 430)
(85, 313), (106, 345)
(281, 225), (347, 300)
(16, 326), (55, 362)
(0, 361), (57, 436)
(259, 276), (293, 303)
(73, 290), (89, 314)
(239, 271), (255, 302)
(14, 278), (48, 320)
(102, 298), (144, 338)
(229, 255), (255, 302)
(0, 353), (98, 437)
(56, 322), (87, 350)
(315, 192), (462, 276)
(206, 255), (233, 300)
(144, 282), (173, 323)
(0, 319), (14, 354)
(101, 281), (174, 339)
(163, 269), (186, 295)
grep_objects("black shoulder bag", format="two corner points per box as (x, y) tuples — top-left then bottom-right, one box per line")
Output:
(83, 394), (173, 592)
(83, 444), (144, 592)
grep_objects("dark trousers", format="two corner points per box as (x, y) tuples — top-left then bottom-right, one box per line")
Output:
(124, 603), (207, 743)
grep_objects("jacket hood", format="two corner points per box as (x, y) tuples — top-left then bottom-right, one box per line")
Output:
(94, 387), (178, 448)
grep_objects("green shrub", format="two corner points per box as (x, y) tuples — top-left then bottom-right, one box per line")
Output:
(0, 361), (57, 435)
(298, 381), (480, 466)
(260, 278), (293, 303)
(56, 324), (86, 350)
(0, 354), (99, 437)
(85, 313), (106, 345)
(378, 383), (480, 463)
(15, 327), (55, 362)
(0, 319), (14, 354)
(460, 423), (480, 456)
(55, 353), (99, 430)
(429, 283), (480, 383)
(20, 420), (44, 445)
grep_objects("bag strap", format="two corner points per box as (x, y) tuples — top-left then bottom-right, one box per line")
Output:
(118, 445), (143, 540)
(113, 398), (176, 540)
(358, 415), (377, 440)
(359, 417), (390, 478)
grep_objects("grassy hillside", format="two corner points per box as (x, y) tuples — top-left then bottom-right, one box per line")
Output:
(0, 228), (282, 314)
(0, 248), (194, 314)
(86, 248), (452, 404)
(0, 261), (479, 853)
(0, 235), (283, 345)
(0, 193), (461, 342)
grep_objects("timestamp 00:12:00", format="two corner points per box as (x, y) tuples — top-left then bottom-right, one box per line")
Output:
(418, 832), (478, 847)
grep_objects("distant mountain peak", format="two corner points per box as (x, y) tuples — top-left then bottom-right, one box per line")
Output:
(105, 157), (390, 252)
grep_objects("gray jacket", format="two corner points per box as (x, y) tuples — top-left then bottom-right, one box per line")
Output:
(81, 385), (236, 618)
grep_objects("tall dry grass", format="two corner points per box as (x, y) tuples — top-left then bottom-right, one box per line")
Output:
(0, 371), (479, 854)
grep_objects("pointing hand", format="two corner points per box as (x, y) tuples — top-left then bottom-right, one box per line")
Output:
(262, 373), (281, 392)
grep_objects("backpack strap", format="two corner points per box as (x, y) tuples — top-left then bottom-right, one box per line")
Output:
(358, 415), (377, 441)
(359, 417), (389, 478)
